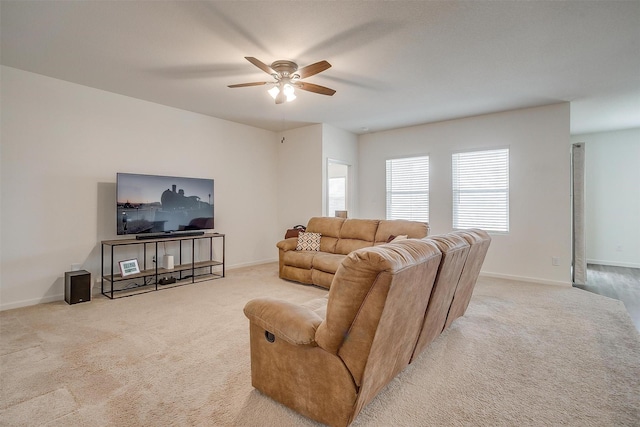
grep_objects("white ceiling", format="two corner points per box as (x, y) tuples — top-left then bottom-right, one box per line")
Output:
(2, 1), (639, 135)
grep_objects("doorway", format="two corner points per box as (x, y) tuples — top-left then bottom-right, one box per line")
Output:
(327, 160), (350, 217)
(571, 134), (640, 332)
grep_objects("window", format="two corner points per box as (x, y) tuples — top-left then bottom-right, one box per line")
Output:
(386, 156), (429, 222)
(452, 148), (509, 233)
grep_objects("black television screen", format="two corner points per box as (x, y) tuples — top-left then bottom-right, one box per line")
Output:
(116, 173), (214, 235)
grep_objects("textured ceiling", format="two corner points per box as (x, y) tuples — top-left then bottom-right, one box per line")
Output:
(2, 1), (639, 135)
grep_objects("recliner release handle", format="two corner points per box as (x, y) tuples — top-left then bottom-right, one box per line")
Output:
(265, 331), (276, 343)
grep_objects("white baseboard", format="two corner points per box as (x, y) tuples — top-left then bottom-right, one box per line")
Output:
(1, 262), (575, 311)
(1, 260), (280, 312)
(226, 258), (278, 270)
(479, 271), (572, 287)
(1, 293), (65, 311)
(587, 259), (640, 269)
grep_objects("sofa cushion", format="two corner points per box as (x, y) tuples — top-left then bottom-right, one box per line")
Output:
(339, 219), (379, 240)
(281, 265), (313, 284)
(444, 229), (491, 329)
(318, 236), (339, 253)
(374, 219), (429, 244)
(282, 250), (316, 269)
(302, 295), (329, 319)
(311, 269), (335, 290)
(315, 239), (442, 388)
(296, 232), (322, 251)
(307, 217), (344, 253)
(334, 217), (379, 255)
(342, 240), (442, 396)
(335, 238), (374, 255)
(313, 252), (346, 274)
(307, 217), (344, 238)
(411, 233), (470, 361)
(316, 239), (441, 355)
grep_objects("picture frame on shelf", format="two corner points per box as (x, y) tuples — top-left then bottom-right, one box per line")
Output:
(118, 259), (140, 277)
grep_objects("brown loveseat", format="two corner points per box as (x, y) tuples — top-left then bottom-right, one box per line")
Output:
(276, 216), (429, 288)
(244, 229), (491, 426)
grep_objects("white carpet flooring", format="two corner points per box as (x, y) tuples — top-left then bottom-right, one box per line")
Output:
(1, 262), (639, 426)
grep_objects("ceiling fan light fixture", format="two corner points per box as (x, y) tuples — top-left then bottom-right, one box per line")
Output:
(268, 85), (280, 99)
(283, 84), (296, 102)
(268, 84), (296, 102)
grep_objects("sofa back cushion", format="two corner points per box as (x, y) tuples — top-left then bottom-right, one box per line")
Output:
(306, 217), (344, 253)
(444, 229), (491, 329)
(349, 241), (443, 420)
(334, 219), (379, 255)
(315, 239), (442, 389)
(374, 220), (429, 244)
(411, 233), (470, 361)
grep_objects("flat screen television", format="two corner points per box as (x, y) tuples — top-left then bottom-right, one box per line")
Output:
(116, 173), (214, 236)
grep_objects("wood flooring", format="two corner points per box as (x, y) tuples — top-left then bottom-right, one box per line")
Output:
(574, 264), (640, 332)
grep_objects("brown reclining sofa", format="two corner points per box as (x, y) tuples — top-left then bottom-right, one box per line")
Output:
(276, 216), (430, 288)
(245, 229), (491, 426)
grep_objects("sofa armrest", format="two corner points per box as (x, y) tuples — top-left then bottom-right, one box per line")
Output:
(244, 297), (323, 346)
(276, 237), (298, 251)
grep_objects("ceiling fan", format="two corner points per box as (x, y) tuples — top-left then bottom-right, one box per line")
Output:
(228, 57), (336, 104)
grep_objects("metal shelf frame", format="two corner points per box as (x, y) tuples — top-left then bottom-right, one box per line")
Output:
(101, 233), (225, 299)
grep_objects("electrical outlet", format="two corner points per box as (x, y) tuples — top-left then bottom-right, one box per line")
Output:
(551, 257), (560, 266)
(152, 256), (156, 263)
(616, 245), (623, 252)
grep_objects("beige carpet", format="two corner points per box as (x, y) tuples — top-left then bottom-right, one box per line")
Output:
(1, 262), (639, 426)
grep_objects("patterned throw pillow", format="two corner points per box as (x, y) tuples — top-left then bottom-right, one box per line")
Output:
(296, 232), (322, 251)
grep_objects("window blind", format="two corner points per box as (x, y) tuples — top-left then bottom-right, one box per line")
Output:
(386, 156), (429, 222)
(452, 148), (509, 233)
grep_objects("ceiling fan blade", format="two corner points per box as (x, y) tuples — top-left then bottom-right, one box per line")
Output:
(297, 60), (331, 79)
(228, 82), (268, 88)
(245, 57), (274, 75)
(297, 82), (336, 96)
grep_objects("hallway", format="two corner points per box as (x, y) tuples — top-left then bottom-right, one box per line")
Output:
(574, 264), (640, 332)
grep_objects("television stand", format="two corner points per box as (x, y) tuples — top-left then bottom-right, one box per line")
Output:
(101, 233), (225, 299)
(135, 230), (205, 240)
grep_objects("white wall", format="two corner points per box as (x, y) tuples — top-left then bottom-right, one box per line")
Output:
(0, 66), (578, 308)
(359, 103), (572, 285)
(571, 128), (640, 268)
(277, 124), (323, 234)
(1, 66), (280, 310)
(275, 123), (358, 233)
(321, 124), (359, 217)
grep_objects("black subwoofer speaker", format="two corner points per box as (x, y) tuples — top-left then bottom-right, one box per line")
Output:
(65, 270), (91, 305)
